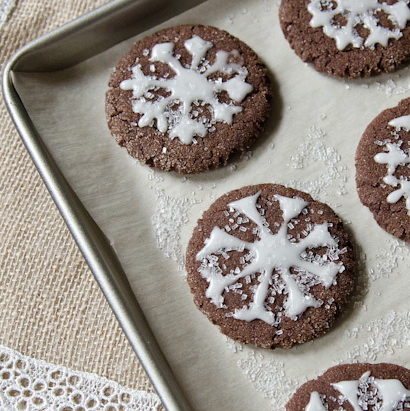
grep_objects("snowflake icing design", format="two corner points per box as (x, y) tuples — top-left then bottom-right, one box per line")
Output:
(120, 35), (253, 144)
(196, 192), (345, 325)
(307, 371), (410, 411)
(374, 114), (410, 214)
(308, 0), (410, 50)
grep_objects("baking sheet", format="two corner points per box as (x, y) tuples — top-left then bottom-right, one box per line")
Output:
(11, 0), (410, 409)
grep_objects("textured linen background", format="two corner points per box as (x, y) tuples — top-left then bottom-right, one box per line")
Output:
(0, 0), (159, 400)
(4, 1), (410, 410)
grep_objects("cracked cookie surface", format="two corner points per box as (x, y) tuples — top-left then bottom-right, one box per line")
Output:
(186, 184), (356, 349)
(279, 0), (410, 79)
(106, 24), (271, 174)
(286, 363), (410, 410)
(356, 98), (410, 242)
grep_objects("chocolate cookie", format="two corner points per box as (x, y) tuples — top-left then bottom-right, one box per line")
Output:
(106, 24), (271, 174)
(185, 184), (356, 349)
(356, 98), (410, 242)
(279, 0), (410, 79)
(286, 363), (410, 410)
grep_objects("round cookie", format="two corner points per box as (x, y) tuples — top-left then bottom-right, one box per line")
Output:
(356, 98), (410, 242)
(185, 184), (356, 349)
(279, 0), (410, 79)
(106, 24), (271, 174)
(286, 363), (410, 410)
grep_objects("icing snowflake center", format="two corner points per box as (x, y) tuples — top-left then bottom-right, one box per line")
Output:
(196, 192), (345, 325)
(374, 115), (410, 214)
(308, 0), (410, 50)
(120, 35), (253, 144)
(307, 371), (410, 411)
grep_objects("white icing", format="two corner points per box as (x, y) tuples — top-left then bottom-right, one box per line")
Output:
(329, 371), (410, 411)
(374, 115), (410, 214)
(308, 0), (410, 50)
(333, 373), (363, 411)
(120, 35), (253, 144)
(184, 36), (213, 70)
(389, 115), (410, 132)
(196, 192), (344, 324)
(305, 391), (327, 411)
(373, 378), (410, 411)
(374, 142), (410, 184)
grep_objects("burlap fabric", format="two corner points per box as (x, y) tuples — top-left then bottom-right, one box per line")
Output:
(0, 0), (160, 401)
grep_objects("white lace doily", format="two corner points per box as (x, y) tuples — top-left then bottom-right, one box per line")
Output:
(0, 345), (162, 410)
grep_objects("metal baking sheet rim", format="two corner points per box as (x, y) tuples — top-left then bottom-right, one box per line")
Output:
(1, 1), (211, 410)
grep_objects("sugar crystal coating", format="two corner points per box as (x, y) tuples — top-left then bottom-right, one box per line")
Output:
(356, 97), (410, 242)
(286, 363), (410, 411)
(106, 24), (271, 174)
(279, 0), (410, 78)
(186, 184), (356, 349)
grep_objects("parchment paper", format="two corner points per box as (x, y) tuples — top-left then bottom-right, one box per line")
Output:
(13, 0), (410, 409)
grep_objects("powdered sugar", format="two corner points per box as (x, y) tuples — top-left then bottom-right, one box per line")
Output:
(341, 310), (410, 363)
(367, 238), (410, 281)
(286, 126), (348, 198)
(374, 77), (410, 97)
(151, 189), (197, 271)
(237, 351), (300, 408)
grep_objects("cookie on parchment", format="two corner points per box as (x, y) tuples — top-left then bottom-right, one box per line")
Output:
(356, 98), (410, 242)
(286, 363), (410, 410)
(185, 184), (355, 349)
(279, 0), (410, 79)
(106, 24), (271, 174)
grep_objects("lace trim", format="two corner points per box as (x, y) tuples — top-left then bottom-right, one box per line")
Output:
(0, 345), (162, 410)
